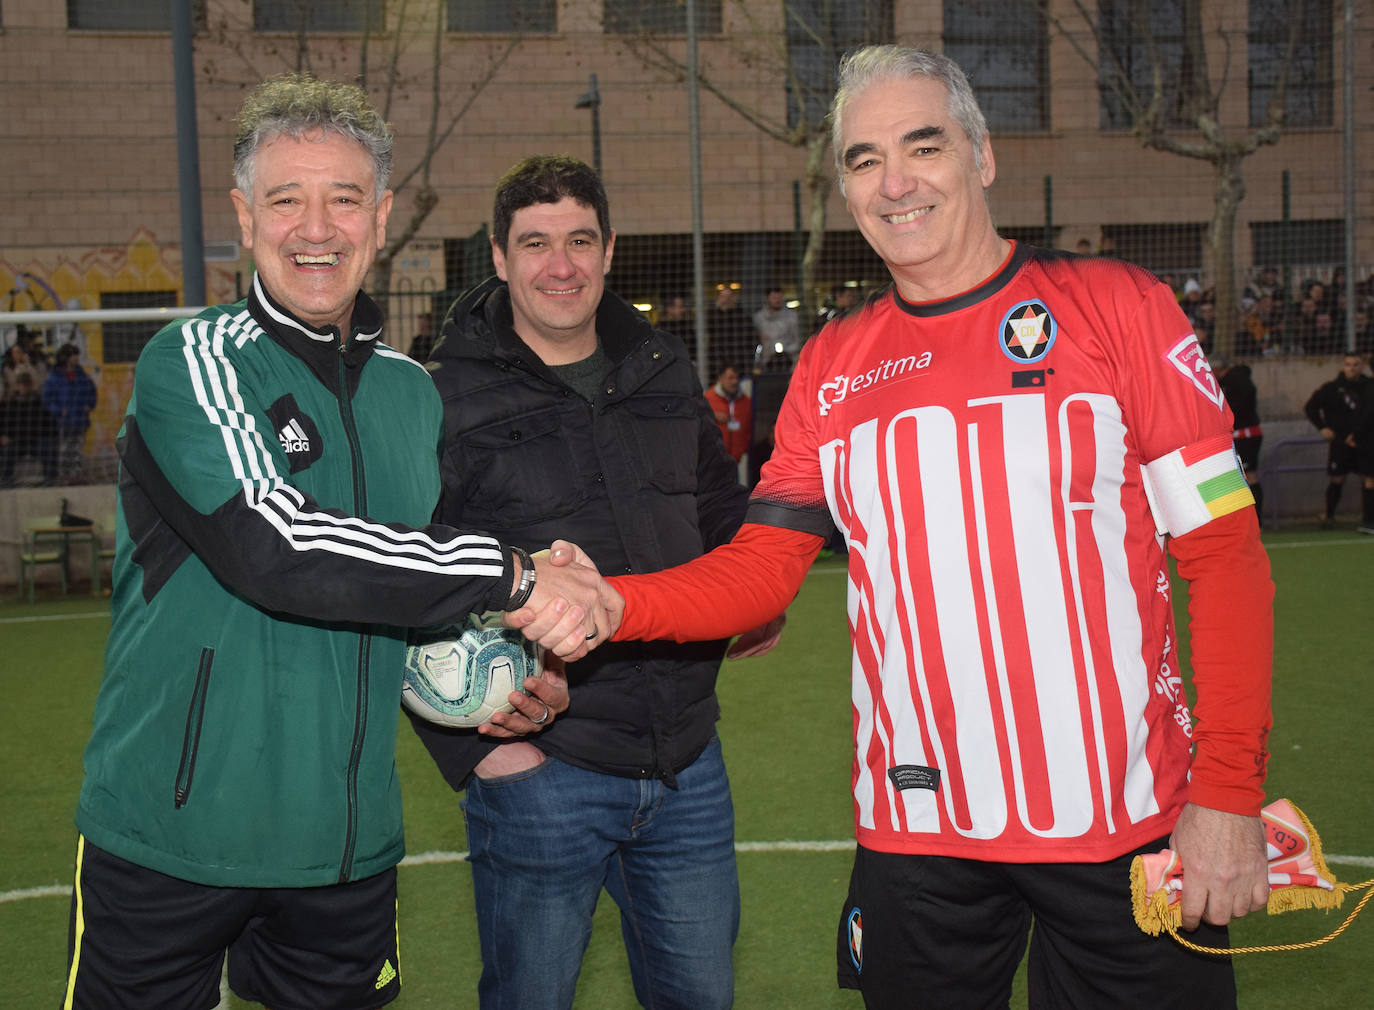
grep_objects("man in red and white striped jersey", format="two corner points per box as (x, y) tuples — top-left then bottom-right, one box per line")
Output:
(517, 45), (1273, 1009)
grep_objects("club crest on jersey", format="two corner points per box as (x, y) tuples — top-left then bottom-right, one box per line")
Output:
(847, 907), (863, 972)
(999, 300), (1056, 363)
(1163, 333), (1225, 410)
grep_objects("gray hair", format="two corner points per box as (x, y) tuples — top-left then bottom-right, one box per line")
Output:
(830, 46), (990, 193)
(232, 73), (393, 199)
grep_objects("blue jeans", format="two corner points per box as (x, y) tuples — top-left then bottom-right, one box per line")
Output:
(462, 736), (739, 1010)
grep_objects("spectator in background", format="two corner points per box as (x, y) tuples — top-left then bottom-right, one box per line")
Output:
(1074, 237), (1094, 256)
(1243, 266), (1284, 310)
(1211, 355), (1263, 518)
(1237, 293), (1284, 356)
(407, 310), (438, 362)
(1349, 356), (1374, 534)
(1354, 308), (1373, 355)
(704, 363), (752, 464)
(1310, 311), (1339, 356)
(816, 283), (860, 333)
(753, 285), (800, 373)
(1291, 293), (1320, 352)
(42, 342), (97, 483)
(1305, 354), (1372, 528)
(0, 370), (57, 486)
(1303, 279), (1329, 316)
(706, 285), (754, 379)
(1192, 298), (1218, 355)
(1180, 278), (1204, 322)
(658, 294), (697, 363)
(2, 339), (45, 400)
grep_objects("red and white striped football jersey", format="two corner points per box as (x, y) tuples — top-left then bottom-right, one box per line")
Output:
(755, 244), (1251, 862)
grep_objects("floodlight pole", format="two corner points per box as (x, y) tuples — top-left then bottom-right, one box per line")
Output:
(171, 0), (206, 307)
(575, 74), (603, 177)
(687, 0), (708, 386)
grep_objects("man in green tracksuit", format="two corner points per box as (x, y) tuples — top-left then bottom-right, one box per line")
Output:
(62, 74), (606, 1010)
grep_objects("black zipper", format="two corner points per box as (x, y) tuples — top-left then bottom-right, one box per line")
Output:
(336, 346), (369, 883)
(174, 648), (215, 808)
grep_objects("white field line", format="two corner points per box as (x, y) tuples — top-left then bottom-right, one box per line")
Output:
(0, 534), (1364, 627)
(0, 611), (110, 623)
(6, 845), (1373, 906)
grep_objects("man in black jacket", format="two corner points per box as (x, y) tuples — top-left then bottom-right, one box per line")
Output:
(1304, 354), (1372, 527)
(1211, 355), (1263, 518)
(415, 155), (783, 1010)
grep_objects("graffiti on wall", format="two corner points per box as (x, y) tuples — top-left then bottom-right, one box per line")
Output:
(1, 229), (243, 467)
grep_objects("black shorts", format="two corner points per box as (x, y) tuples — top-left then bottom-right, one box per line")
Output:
(836, 838), (1236, 1010)
(1328, 440), (1359, 476)
(63, 837), (401, 1010)
(1233, 436), (1261, 475)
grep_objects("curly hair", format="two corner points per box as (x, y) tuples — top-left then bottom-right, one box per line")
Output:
(233, 73), (393, 199)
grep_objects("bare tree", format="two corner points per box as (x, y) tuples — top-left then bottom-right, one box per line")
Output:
(1034, 0), (1303, 357)
(620, 1), (893, 322)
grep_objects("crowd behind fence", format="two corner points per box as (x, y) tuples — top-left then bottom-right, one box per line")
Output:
(2, 256), (1372, 493)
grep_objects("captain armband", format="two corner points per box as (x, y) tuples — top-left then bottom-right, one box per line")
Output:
(1140, 432), (1255, 538)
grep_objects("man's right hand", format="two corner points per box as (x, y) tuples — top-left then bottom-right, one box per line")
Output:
(506, 540), (624, 660)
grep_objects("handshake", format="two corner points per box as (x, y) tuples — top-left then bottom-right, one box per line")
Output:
(503, 540), (624, 660)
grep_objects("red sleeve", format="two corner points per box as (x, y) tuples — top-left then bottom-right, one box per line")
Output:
(608, 522), (825, 642)
(1169, 507), (1273, 815)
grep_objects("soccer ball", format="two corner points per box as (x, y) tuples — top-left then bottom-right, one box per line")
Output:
(401, 614), (544, 728)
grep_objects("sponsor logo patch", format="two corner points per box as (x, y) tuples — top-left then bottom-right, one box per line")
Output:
(816, 352), (933, 416)
(265, 394), (324, 473)
(1163, 333), (1225, 410)
(999, 300), (1056, 363)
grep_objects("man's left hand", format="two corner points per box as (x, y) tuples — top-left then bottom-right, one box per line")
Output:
(479, 656), (569, 738)
(726, 614), (786, 659)
(1168, 802), (1269, 930)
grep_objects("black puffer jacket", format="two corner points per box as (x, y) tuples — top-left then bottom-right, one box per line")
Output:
(411, 277), (749, 788)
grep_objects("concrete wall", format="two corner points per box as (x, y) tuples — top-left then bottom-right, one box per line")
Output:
(1, 483), (117, 594)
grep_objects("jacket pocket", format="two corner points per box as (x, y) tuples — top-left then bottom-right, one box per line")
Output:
(173, 648), (214, 808)
(624, 394), (700, 494)
(453, 407), (588, 524)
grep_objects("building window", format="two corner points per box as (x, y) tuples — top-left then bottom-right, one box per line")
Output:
(68, 0), (205, 30)
(1097, 0), (1188, 130)
(1099, 222), (1206, 276)
(255, 0), (385, 33)
(604, 0), (721, 36)
(1249, 0), (1332, 127)
(1250, 219), (1343, 267)
(100, 291), (181, 364)
(448, 0), (554, 33)
(786, 0), (894, 130)
(942, 1), (1047, 132)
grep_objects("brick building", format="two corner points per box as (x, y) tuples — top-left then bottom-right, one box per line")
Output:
(2, 0), (1370, 367)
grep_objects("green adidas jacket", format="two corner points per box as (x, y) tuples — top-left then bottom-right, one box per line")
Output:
(76, 277), (513, 887)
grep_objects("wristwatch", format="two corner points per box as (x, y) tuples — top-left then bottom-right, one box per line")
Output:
(504, 545), (536, 611)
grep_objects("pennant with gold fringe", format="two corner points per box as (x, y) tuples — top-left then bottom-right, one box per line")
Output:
(1130, 798), (1374, 955)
